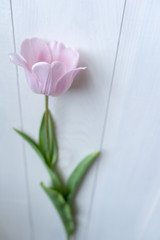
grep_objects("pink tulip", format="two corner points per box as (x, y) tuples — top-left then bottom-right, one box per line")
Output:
(10, 38), (86, 96)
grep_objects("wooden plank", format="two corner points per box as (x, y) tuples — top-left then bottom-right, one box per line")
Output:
(11, 0), (125, 239)
(0, 0), (30, 239)
(87, 1), (160, 239)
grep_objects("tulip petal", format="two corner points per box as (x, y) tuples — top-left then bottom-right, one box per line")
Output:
(49, 41), (79, 71)
(54, 67), (86, 96)
(24, 68), (40, 93)
(9, 53), (28, 68)
(49, 61), (66, 95)
(10, 53), (39, 93)
(32, 62), (51, 95)
(21, 38), (51, 70)
(32, 61), (66, 96)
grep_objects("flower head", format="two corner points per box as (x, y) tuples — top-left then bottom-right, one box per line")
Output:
(10, 38), (86, 96)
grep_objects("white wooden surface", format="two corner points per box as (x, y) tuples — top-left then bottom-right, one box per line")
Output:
(0, 0), (30, 239)
(1, 0), (160, 239)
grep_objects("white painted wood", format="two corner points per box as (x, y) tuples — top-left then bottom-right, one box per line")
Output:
(4, 1), (160, 239)
(87, 1), (160, 240)
(10, 0), (125, 239)
(0, 0), (30, 239)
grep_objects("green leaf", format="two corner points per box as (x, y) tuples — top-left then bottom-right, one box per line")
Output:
(39, 111), (58, 165)
(14, 128), (46, 164)
(41, 182), (74, 237)
(65, 151), (100, 203)
(46, 165), (63, 192)
(14, 128), (63, 192)
(46, 166), (63, 193)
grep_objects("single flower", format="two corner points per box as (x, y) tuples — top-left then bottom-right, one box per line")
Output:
(10, 38), (86, 96)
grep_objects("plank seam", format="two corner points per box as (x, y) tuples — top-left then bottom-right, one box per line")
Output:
(83, 0), (128, 239)
(9, 1), (35, 239)
(138, 188), (160, 240)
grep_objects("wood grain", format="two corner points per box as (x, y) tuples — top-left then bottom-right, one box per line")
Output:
(0, 0), (30, 239)
(10, 0), (125, 239)
(87, 1), (160, 240)
(4, 1), (160, 240)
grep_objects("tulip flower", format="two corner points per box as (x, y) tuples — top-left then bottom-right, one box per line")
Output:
(10, 38), (86, 96)
(10, 38), (99, 240)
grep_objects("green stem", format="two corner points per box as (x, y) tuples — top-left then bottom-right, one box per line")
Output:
(45, 95), (50, 161)
(67, 235), (70, 240)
